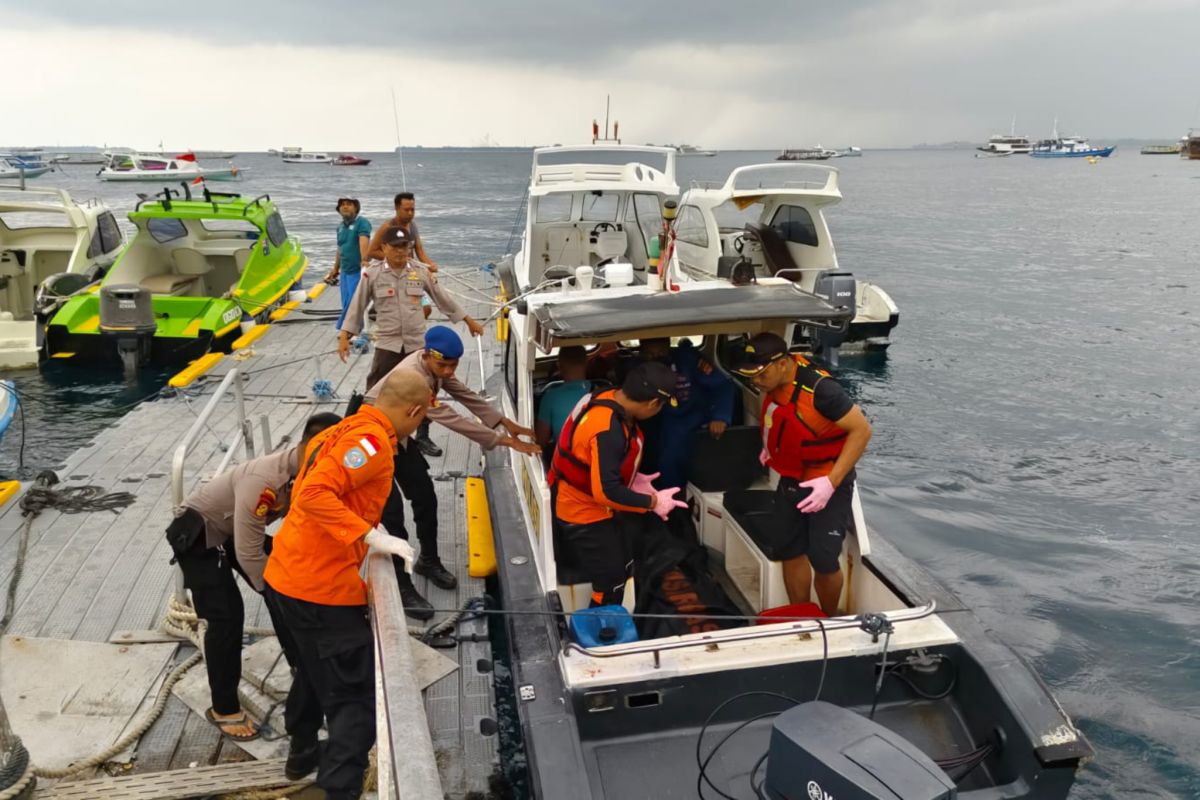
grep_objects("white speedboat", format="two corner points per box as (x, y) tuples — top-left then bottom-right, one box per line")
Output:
(777, 146), (838, 161)
(485, 143), (1092, 800)
(672, 162), (898, 362)
(977, 134), (1032, 154)
(672, 143), (717, 157)
(833, 145), (863, 157)
(96, 152), (243, 182)
(280, 147), (332, 164)
(0, 156), (51, 179)
(0, 184), (125, 367)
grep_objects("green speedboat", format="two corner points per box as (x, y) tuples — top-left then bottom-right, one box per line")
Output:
(45, 188), (307, 369)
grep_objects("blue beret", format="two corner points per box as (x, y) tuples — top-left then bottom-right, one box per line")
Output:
(424, 325), (464, 359)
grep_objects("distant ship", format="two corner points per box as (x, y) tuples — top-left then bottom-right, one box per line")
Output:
(776, 146), (837, 161)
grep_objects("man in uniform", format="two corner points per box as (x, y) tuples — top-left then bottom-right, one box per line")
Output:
(262, 369), (431, 799)
(732, 332), (872, 615)
(365, 325), (541, 617)
(166, 412), (341, 741)
(338, 225), (483, 456)
(549, 362), (688, 607)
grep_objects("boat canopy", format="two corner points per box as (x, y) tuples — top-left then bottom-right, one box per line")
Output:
(528, 282), (850, 350)
(688, 163), (841, 208)
(530, 145), (677, 197)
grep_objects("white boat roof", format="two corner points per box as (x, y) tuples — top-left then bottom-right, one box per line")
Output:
(0, 185), (98, 225)
(683, 162), (842, 209)
(529, 145), (678, 197)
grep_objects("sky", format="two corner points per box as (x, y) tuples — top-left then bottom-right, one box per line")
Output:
(2, 0), (1198, 150)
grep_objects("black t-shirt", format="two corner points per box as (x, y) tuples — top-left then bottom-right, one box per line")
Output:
(813, 376), (854, 422)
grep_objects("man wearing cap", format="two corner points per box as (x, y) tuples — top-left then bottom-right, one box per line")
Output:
(262, 368), (431, 799)
(339, 225), (485, 456)
(166, 412), (341, 742)
(365, 325), (542, 616)
(326, 198), (371, 329)
(732, 332), (872, 615)
(549, 361), (689, 607)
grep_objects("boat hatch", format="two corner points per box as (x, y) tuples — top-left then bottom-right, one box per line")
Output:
(529, 283), (851, 350)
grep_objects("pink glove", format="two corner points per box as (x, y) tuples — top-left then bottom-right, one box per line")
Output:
(759, 448), (770, 467)
(651, 486), (688, 520)
(631, 471), (659, 495)
(796, 476), (835, 513)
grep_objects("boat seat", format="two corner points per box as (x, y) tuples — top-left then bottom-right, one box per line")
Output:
(590, 230), (627, 262)
(140, 273), (200, 295)
(172, 248), (213, 276)
(233, 248), (252, 273)
(744, 222), (800, 279)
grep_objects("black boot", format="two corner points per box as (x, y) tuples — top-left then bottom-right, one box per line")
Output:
(414, 420), (443, 458)
(395, 569), (434, 621)
(285, 738), (320, 780)
(415, 556), (458, 591)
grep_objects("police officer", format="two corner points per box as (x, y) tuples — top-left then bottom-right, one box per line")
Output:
(365, 325), (542, 617)
(337, 225), (484, 456)
(732, 332), (872, 615)
(262, 369), (430, 798)
(637, 337), (735, 492)
(550, 362), (688, 607)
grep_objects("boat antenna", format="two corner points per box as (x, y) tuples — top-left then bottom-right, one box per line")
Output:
(604, 94), (610, 140)
(391, 86), (407, 190)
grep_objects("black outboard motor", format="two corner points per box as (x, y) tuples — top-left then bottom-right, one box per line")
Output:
(762, 702), (956, 800)
(99, 284), (156, 373)
(813, 270), (856, 368)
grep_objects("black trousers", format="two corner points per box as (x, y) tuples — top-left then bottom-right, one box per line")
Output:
(365, 347), (430, 441)
(176, 537), (249, 716)
(556, 514), (635, 606)
(380, 441), (440, 568)
(264, 586), (375, 800)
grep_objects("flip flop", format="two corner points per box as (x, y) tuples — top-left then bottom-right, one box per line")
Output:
(205, 707), (262, 742)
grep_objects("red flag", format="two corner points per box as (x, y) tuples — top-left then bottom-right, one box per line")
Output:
(177, 152), (197, 162)
(191, 176), (204, 185)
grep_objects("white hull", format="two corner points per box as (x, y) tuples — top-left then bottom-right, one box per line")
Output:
(98, 166), (241, 182)
(0, 320), (40, 368)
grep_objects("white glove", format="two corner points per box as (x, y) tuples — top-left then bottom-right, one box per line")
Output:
(364, 527), (415, 572)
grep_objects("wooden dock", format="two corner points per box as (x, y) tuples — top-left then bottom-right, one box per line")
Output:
(0, 272), (502, 798)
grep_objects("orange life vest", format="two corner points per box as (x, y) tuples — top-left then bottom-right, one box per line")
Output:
(548, 391), (643, 494)
(761, 356), (847, 480)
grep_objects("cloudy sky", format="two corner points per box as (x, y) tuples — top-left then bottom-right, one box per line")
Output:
(2, 0), (1197, 150)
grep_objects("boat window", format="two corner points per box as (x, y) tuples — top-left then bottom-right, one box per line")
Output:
(712, 199), (763, 232)
(535, 194), (572, 223)
(581, 192), (618, 222)
(146, 217), (187, 244)
(200, 218), (260, 239)
(674, 204), (709, 247)
(503, 322), (518, 402)
(625, 193), (663, 257)
(97, 212), (122, 255)
(265, 212), (288, 247)
(769, 204), (818, 247)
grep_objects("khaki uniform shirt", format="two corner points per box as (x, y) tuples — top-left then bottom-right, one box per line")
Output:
(366, 349), (504, 450)
(339, 258), (465, 354)
(182, 448), (299, 591)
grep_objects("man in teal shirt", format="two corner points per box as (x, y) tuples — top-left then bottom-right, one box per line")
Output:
(535, 346), (592, 458)
(328, 198), (371, 328)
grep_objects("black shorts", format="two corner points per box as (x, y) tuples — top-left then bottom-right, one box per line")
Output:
(770, 477), (854, 573)
(556, 514), (634, 593)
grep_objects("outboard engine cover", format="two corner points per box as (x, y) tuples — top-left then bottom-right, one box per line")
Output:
(813, 271), (855, 365)
(763, 701), (956, 800)
(99, 284), (156, 371)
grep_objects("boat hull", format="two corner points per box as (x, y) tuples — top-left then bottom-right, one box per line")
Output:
(1029, 146), (1115, 158)
(98, 167), (243, 182)
(0, 166), (50, 179)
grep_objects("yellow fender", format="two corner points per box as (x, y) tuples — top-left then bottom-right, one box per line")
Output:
(466, 477), (497, 578)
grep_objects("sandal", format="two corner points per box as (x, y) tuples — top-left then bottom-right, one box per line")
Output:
(205, 707), (262, 742)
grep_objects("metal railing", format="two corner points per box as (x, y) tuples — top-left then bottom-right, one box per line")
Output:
(367, 553), (444, 799)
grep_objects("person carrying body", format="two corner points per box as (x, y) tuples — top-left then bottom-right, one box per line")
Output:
(363, 325), (541, 617)
(731, 332), (872, 615)
(165, 412), (341, 742)
(535, 345), (592, 456)
(261, 369), (431, 799)
(338, 225), (484, 456)
(325, 197), (371, 329)
(549, 362), (688, 607)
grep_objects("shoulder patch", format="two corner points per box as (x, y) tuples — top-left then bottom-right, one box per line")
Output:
(254, 488), (277, 518)
(360, 434), (381, 456)
(343, 447), (368, 469)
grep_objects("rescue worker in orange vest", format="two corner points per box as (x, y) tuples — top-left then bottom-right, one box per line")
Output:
(732, 332), (872, 616)
(261, 369), (431, 799)
(550, 361), (688, 607)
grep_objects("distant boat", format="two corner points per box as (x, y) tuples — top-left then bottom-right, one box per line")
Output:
(834, 146), (863, 157)
(1029, 121), (1114, 158)
(192, 150), (236, 159)
(97, 152), (243, 181)
(333, 154), (371, 166)
(0, 156), (51, 179)
(1182, 131), (1200, 160)
(776, 146), (837, 161)
(1140, 144), (1181, 155)
(281, 147), (332, 164)
(671, 144), (717, 157)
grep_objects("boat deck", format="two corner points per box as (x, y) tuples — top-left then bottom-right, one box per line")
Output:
(0, 273), (501, 797)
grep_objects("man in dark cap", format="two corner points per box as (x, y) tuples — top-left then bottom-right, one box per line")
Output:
(326, 198), (371, 329)
(548, 361), (688, 607)
(339, 225), (485, 457)
(364, 325), (541, 616)
(731, 332), (871, 615)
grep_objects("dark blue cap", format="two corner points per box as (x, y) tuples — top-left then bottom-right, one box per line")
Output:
(424, 325), (464, 360)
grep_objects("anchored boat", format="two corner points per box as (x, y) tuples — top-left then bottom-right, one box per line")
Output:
(483, 145), (1092, 799)
(674, 163), (898, 360)
(0, 184), (125, 368)
(0, 156), (52, 180)
(97, 152), (242, 182)
(45, 188), (306, 370)
(281, 148), (333, 164)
